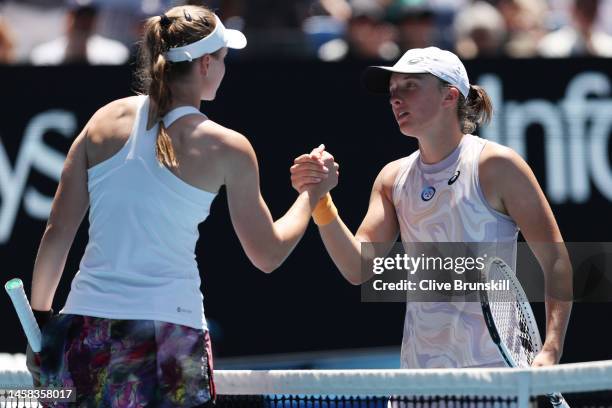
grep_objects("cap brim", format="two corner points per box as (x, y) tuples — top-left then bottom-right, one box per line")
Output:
(225, 29), (247, 50)
(362, 65), (429, 94)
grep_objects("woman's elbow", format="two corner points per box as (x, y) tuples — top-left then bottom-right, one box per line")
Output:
(255, 262), (279, 274)
(346, 275), (364, 286)
(251, 253), (284, 274)
(340, 266), (365, 286)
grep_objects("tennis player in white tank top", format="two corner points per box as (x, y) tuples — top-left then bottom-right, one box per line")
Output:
(27, 5), (338, 406)
(291, 47), (572, 369)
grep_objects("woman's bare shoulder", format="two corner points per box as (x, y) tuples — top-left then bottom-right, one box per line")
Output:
(85, 96), (142, 167)
(87, 96), (141, 140)
(191, 119), (254, 158)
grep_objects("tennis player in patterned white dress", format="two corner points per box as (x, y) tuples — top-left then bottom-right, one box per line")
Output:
(291, 47), (572, 369)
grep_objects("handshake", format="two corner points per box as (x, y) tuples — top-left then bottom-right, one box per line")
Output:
(290, 144), (340, 200)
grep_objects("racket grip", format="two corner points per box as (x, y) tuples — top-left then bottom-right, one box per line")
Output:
(5, 278), (42, 352)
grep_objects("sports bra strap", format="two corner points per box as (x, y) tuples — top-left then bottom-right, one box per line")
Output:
(162, 106), (205, 128)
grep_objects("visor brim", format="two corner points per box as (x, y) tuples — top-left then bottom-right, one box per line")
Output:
(225, 29), (247, 50)
(362, 65), (429, 94)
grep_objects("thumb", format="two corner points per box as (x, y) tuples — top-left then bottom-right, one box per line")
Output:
(311, 144), (325, 156)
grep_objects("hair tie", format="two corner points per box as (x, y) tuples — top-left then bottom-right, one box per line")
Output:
(159, 14), (172, 29)
(183, 9), (192, 21)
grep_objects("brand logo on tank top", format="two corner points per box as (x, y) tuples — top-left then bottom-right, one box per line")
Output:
(421, 186), (436, 201)
(448, 170), (461, 185)
(177, 307), (192, 314)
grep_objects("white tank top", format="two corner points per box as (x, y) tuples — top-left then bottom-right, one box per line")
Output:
(392, 134), (519, 368)
(61, 95), (216, 331)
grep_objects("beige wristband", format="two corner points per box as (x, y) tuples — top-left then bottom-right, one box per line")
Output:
(312, 193), (338, 226)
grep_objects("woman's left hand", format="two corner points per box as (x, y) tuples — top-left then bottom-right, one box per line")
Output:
(26, 344), (41, 386)
(531, 347), (560, 367)
(290, 144), (332, 194)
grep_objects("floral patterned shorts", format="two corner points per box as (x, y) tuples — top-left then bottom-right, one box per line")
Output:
(40, 314), (215, 407)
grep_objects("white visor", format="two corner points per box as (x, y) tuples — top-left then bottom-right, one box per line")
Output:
(164, 14), (247, 63)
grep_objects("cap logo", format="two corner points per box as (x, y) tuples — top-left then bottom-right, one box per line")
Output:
(407, 57), (424, 65)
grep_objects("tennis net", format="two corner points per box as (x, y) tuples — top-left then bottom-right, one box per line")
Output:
(214, 361), (612, 408)
(1, 356), (611, 407)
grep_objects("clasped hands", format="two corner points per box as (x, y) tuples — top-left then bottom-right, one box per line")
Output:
(290, 144), (339, 200)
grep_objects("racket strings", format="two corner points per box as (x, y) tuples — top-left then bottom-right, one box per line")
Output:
(486, 261), (538, 367)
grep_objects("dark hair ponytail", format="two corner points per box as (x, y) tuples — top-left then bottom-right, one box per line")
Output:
(457, 85), (493, 134)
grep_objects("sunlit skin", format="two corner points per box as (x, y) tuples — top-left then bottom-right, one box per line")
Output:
(389, 73), (464, 164)
(155, 47), (228, 118)
(290, 71), (571, 368)
(26, 6), (341, 400)
(31, 42), (338, 312)
(200, 47), (227, 101)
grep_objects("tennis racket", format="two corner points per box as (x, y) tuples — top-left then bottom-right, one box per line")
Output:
(5, 278), (42, 352)
(480, 257), (569, 408)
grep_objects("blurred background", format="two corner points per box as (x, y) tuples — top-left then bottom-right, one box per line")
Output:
(0, 0), (611, 370)
(1, 0), (612, 64)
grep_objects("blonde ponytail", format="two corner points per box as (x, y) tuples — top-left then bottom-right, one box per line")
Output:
(156, 121), (178, 168)
(150, 53), (178, 167)
(135, 5), (217, 168)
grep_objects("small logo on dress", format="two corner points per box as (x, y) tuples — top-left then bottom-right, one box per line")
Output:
(448, 170), (461, 185)
(421, 186), (436, 201)
(177, 307), (192, 314)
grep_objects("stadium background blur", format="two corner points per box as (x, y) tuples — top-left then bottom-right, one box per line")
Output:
(0, 0), (611, 370)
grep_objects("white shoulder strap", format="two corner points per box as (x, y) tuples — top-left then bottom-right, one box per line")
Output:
(162, 106), (205, 128)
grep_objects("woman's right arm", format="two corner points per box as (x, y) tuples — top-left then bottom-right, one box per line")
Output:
(29, 98), (135, 311)
(223, 135), (337, 273)
(30, 129), (89, 311)
(291, 157), (401, 285)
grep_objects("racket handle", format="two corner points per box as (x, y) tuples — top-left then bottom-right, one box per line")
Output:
(548, 392), (570, 408)
(5, 278), (42, 352)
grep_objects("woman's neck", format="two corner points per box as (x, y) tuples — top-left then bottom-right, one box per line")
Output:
(168, 82), (201, 110)
(417, 127), (465, 165)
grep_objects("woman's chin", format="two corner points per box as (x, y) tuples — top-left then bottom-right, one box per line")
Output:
(398, 124), (419, 138)
(201, 90), (217, 101)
